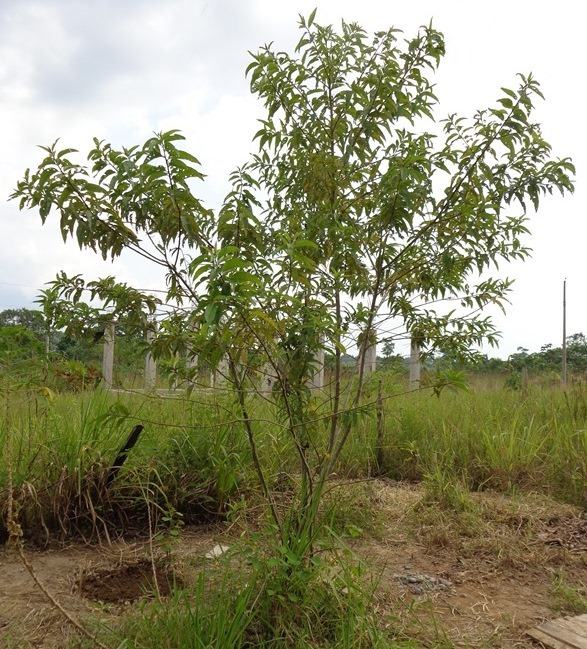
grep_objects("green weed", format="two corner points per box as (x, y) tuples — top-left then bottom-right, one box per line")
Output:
(550, 570), (587, 614)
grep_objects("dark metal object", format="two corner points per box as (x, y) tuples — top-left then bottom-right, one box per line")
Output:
(106, 425), (144, 486)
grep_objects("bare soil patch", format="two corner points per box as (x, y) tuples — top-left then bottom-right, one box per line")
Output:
(1, 481), (586, 648)
(79, 557), (178, 603)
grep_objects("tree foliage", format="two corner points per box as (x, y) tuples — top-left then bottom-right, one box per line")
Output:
(0, 325), (44, 358)
(0, 308), (45, 333)
(508, 334), (587, 373)
(12, 15), (574, 555)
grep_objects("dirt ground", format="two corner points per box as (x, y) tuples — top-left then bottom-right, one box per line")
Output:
(1, 479), (586, 648)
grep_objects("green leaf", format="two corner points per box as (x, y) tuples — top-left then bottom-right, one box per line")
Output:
(204, 302), (219, 327)
(230, 271), (260, 284)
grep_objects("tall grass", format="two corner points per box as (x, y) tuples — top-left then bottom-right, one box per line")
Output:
(2, 373), (587, 542)
(0, 387), (264, 541)
(379, 378), (587, 506)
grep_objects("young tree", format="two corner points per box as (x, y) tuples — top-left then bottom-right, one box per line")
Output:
(12, 14), (574, 558)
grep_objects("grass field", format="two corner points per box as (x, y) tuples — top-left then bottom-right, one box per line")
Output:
(2, 371), (587, 541)
(2, 370), (587, 647)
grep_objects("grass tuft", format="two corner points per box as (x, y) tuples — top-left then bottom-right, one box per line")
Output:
(550, 570), (587, 615)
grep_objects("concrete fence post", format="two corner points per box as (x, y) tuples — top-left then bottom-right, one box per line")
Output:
(213, 356), (228, 391)
(186, 351), (198, 389)
(259, 363), (276, 394)
(102, 322), (115, 389)
(521, 366), (529, 395)
(364, 336), (377, 376)
(144, 323), (157, 391)
(409, 338), (421, 390)
(309, 347), (325, 391)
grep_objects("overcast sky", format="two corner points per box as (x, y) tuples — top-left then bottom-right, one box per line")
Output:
(0, 0), (582, 358)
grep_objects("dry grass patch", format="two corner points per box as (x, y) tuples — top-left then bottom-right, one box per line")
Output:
(2, 480), (587, 648)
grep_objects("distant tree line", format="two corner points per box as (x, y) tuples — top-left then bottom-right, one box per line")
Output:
(1, 307), (583, 379)
(0, 308), (47, 359)
(430, 333), (587, 374)
(507, 333), (587, 373)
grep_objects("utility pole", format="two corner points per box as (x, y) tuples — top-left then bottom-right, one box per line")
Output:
(562, 279), (567, 387)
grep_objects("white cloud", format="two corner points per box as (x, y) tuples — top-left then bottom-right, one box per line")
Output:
(0, 0), (583, 357)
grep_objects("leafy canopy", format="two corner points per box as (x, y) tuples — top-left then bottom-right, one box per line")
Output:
(12, 15), (574, 361)
(11, 12), (575, 551)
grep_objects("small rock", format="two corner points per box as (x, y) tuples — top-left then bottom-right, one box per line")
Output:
(205, 544), (230, 559)
(396, 572), (452, 592)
